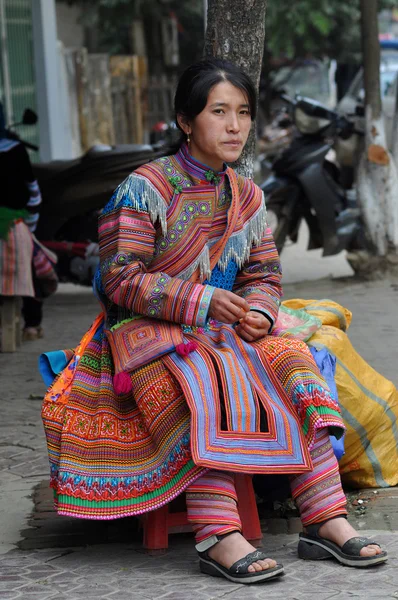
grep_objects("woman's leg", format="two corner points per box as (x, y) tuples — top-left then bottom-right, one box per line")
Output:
(22, 295), (43, 328)
(22, 295), (43, 339)
(290, 428), (382, 557)
(290, 427), (347, 525)
(22, 273), (44, 339)
(186, 470), (276, 573)
(186, 471), (242, 541)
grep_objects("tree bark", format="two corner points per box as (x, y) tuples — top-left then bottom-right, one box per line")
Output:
(392, 76), (398, 168)
(360, 0), (382, 119)
(355, 0), (398, 269)
(204, 0), (267, 178)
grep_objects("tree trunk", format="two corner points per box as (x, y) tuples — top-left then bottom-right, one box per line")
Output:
(361, 0), (382, 120)
(354, 0), (398, 276)
(392, 76), (398, 168)
(204, 0), (267, 178)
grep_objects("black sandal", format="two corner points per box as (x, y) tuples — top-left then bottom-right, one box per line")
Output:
(196, 532), (284, 584)
(298, 519), (388, 568)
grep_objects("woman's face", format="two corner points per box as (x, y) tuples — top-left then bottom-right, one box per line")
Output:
(179, 81), (252, 172)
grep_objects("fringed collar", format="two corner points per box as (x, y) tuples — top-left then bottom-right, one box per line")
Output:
(114, 150), (267, 280)
(175, 143), (227, 186)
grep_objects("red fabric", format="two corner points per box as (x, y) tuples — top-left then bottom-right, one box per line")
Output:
(113, 372), (133, 395)
(176, 341), (198, 356)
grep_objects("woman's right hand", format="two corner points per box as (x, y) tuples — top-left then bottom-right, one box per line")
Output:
(208, 289), (250, 324)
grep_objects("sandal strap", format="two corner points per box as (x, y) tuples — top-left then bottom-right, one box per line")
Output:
(305, 514), (348, 537)
(195, 530), (239, 554)
(341, 537), (381, 556)
(196, 533), (272, 575)
(230, 550), (269, 574)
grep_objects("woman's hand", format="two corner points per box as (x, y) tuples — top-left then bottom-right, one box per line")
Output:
(235, 311), (270, 342)
(208, 289), (250, 324)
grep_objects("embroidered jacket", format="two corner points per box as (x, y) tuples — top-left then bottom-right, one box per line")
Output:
(98, 144), (282, 328)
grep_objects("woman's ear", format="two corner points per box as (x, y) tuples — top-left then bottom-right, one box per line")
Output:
(176, 114), (191, 135)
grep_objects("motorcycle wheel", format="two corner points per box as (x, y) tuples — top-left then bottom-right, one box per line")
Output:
(266, 203), (290, 253)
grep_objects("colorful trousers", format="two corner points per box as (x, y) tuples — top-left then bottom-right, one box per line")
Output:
(186, 427), (347, 542)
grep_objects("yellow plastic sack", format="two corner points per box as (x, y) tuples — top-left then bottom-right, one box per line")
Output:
(283, 299), (398, 488)
(283, 298), (352, 331)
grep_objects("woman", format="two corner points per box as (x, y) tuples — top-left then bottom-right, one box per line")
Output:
(0, 101), (57, 340)
(41, 59), (386, 584)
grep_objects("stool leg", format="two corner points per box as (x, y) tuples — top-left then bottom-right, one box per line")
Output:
(1, 296), (17, 353)
(235, 474), (263, 547)
(143, 504), (169, 554)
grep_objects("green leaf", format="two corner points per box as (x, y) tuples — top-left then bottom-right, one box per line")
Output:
(311, 11), (333, 35)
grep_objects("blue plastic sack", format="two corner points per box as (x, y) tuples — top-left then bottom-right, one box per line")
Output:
(310, 346), (345, 461)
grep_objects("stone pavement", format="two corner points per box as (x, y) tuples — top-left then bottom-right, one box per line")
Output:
(1, 276), (398, 599)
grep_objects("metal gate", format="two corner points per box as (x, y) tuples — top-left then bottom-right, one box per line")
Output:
(0, 0), (39, 157)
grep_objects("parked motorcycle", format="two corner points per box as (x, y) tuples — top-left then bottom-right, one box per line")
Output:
(7, 109), (163, 285)
(260, 94), (367, 257)
(35, 143), (165, 285)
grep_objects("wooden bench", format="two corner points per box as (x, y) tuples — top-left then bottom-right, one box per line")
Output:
(0, 296), (22, 352)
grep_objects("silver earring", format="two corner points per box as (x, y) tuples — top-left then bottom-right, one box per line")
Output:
(187, 132), (191, 144)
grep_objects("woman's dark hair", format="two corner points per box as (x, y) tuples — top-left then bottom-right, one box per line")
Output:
(167, 58), (257, 153)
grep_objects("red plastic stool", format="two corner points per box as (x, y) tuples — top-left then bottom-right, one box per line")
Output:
(142, 473), (262, 553)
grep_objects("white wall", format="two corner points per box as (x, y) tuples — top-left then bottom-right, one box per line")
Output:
(32, 0), (75, 160)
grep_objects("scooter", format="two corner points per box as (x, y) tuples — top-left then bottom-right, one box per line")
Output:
(34, 144), (166, 284)
(7, 109), (163, 285)
(260, 94), (366, 256)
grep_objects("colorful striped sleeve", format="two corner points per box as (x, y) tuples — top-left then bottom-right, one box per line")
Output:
(24, 180), (42, 232)
(232, 227), (282, 328)
(26, 180), (42, 208)
(99, 175), (214, 327)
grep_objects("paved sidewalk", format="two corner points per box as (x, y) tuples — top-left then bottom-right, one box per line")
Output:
(0, 276), (398, 599)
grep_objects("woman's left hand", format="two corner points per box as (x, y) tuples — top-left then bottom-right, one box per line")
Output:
(235, 311), (270, 342)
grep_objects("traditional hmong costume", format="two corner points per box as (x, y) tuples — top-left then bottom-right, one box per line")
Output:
(42, 144), (346, 527)
(0, 137), (35, 297)
(0, 135), (57, 323)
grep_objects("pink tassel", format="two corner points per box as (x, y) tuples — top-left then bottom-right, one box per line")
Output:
(113, 371), (132, 395)
(176, 341), (198, 356)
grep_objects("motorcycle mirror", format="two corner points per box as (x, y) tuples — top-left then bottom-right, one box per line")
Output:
(22, 108), (38, 125)
(355, 105), (365, 117)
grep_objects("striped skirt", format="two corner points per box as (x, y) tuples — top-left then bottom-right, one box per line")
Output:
(0, 220), (34, 297)
(42, 319), (345, 519)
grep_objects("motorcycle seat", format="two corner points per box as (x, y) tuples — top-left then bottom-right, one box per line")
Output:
(84, 144), (153, 158)
(34, 159), (81, 181)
